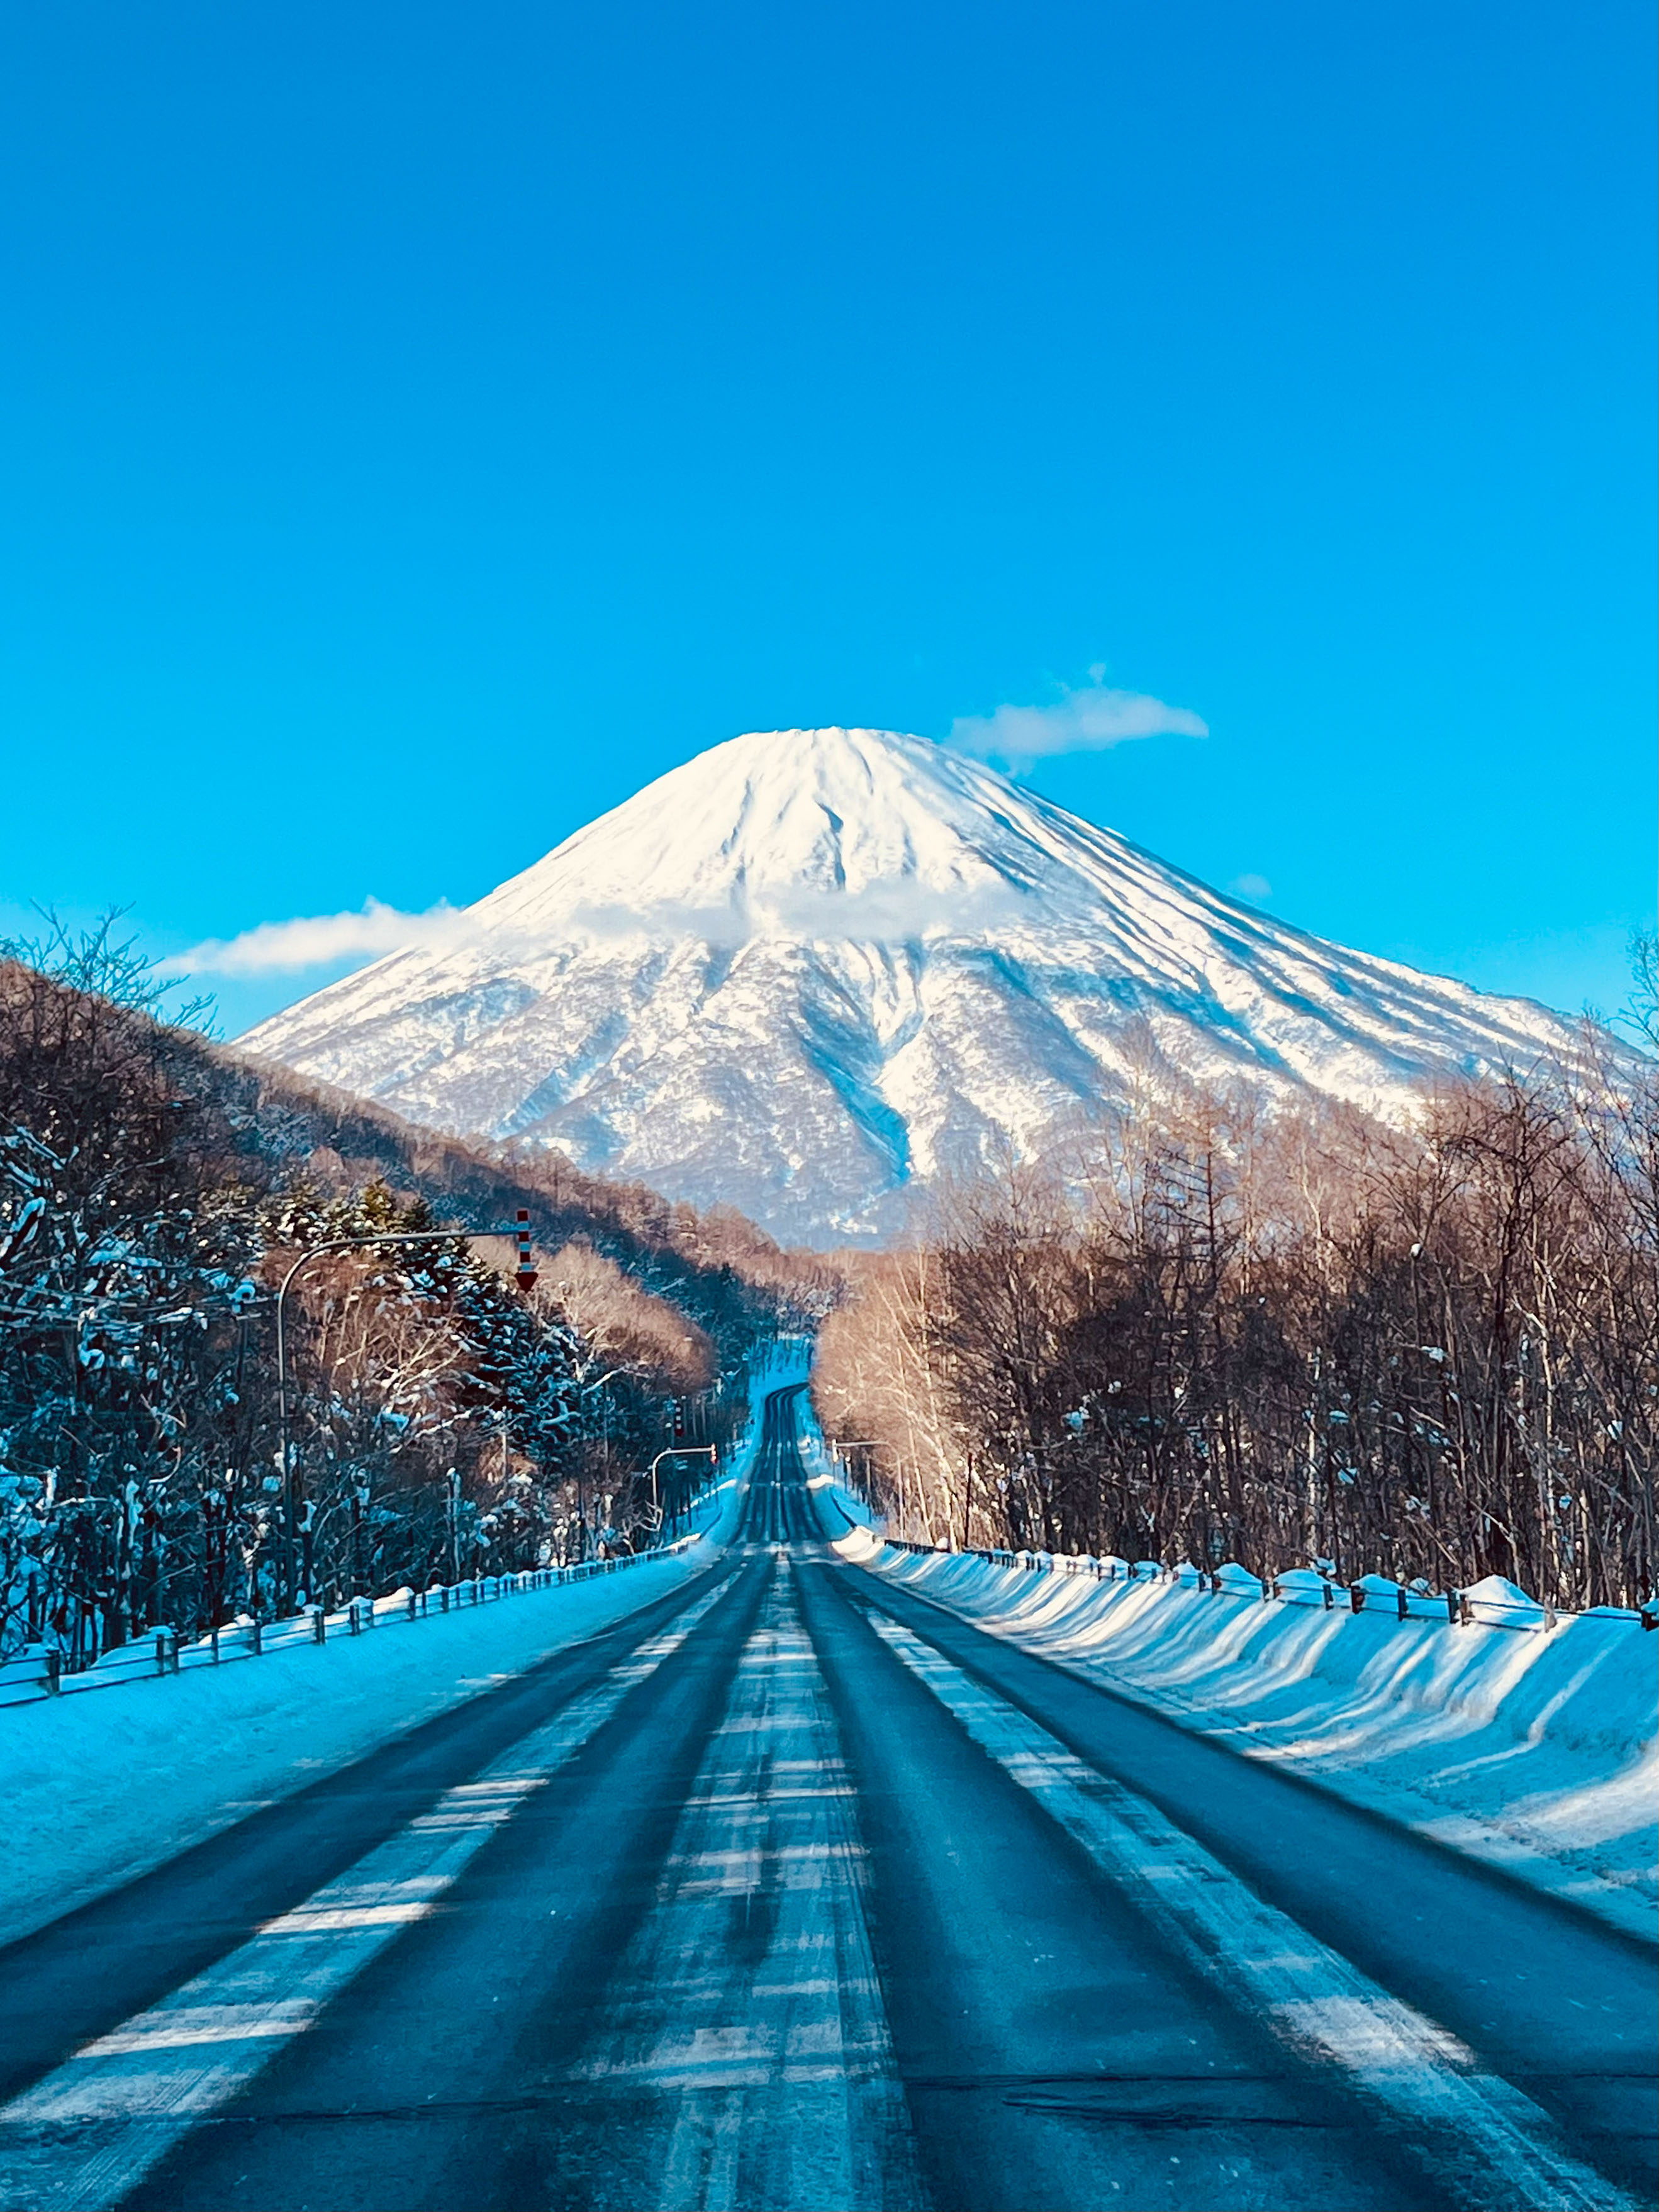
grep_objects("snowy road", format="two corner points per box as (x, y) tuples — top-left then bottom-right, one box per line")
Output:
(0, 1392), (1652, 2211)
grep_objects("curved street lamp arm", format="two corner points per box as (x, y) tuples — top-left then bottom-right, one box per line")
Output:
(640, 1443), (720, 1528)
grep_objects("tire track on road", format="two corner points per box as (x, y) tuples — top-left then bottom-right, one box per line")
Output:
(864, 1605), (1637, 2212)
(0, 1576), (740, 2212)
(547, 1553), (924, 2212)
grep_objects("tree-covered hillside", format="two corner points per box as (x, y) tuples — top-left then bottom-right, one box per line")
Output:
(0, 925), (824, 1665)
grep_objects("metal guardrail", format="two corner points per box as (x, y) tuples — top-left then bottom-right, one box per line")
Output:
(876, 1538), (1658, 1636)
(0, 1534), (714, 1713)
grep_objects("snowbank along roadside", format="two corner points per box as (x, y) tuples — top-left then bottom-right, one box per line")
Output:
(831, 1526), (1658, 1946)
(0, 1365), (763, 1954)
(794, 1381), (880, 1535)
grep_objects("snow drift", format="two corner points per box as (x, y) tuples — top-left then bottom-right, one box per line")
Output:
(834, 1528), (1658, 1944)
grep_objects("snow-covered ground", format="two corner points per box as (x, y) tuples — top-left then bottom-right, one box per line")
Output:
(0, 1555), (709, 1953)
(794, 1384), (881, 1535)
(0, 1391), (758, 1953)
(832, 1530), (1658, 1945)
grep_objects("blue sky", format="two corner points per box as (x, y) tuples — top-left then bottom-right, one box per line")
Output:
(0, 0), (1652, 1039)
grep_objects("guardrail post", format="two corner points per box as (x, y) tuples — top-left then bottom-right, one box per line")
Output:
(313, 1607), (326, 1644)
(1322, 1581), (1334, 1610)
(1350, 1585), (1365, 1614)
(44, 1649), (60, 1695)
(1396, 1587), (1409, 1621)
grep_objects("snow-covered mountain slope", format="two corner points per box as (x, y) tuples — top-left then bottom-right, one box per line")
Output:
(241, 728), (1590, 1245)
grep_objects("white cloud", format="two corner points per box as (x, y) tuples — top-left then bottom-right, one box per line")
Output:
(949, 670), (1207, 765)
(571, 878), (1025, 948)
(159, 899), (466, 977)
(1230, 873), (1273, 902)
(773, 879), (1024, 942)
(167, 875), (1031, 981)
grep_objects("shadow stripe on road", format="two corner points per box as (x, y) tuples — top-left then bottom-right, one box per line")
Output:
(550, 1551), (924, 2212)
(863, 1603), (1638, 2212)
(0, 1576), (744, 2212)
(0, 1553), (735, 2109)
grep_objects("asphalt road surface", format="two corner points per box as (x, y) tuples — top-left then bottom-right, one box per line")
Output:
(0, 1389), (1652, 2212)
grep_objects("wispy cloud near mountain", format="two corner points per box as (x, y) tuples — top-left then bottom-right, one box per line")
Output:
(166, 879), (1031, 978)
(160, 898), (464, 976)
(949, 672), (1207, 765)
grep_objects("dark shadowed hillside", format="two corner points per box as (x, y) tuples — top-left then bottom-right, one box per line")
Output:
(0, 937), (835, 1664)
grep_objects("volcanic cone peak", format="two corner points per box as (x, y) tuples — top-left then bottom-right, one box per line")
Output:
(241, 727), (1588, 1245)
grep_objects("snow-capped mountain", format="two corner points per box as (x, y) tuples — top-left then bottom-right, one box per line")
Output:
(241, 728), (1588, 1245)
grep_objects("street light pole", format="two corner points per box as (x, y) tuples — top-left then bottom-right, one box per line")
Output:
(274, 1225), (535, 1615)
(644, 1444), (717, 1540)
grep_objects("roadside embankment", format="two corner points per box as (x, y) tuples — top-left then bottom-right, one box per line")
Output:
(0, 1552), (713, 1954)
(832, 1527), (1658, 1944)
(0, 1357), (765, 1953)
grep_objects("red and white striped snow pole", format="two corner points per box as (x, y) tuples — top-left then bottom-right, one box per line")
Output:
(514, 1209), (538, 1295)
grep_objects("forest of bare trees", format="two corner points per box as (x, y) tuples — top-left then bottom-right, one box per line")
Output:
(817, 1011), (1658, 1612)
(0, 928), (766, 1667)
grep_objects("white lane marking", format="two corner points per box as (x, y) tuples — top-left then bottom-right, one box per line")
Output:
(867, 1608), (1636, 2212)
(572, 1561), (923, 2212)
(668, 1844), (848, 1872)
(0, 1577), (735, 2212)
(81, 2006), (320, 2057)
(257, 1899), (443, 1933)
